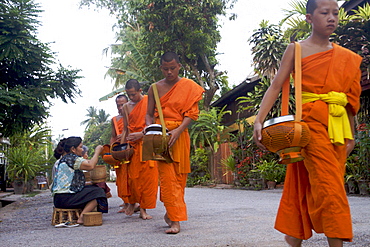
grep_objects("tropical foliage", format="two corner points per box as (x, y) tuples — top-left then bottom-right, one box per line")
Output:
(0, 0), (82, 136)
(281, 0), (311, 41)
(189, 106), (231, 153)
(105, 23), (159, 90)
(331, 2), (370, 73)
(249, 20), (287, 80)
(83, 122), (112, 164)
(80, 0), (237, 110)
(81, 106), (110, 130)
(252, 160), (286, 183)
(7, 126), (54, 182)
(229, 117), (278, 186)
(188, 148), (212, 187)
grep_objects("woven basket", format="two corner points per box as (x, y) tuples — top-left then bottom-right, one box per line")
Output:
(83, 212), (102, 226)
(90, 165), (107, 183)
(261, 116), (310, 164)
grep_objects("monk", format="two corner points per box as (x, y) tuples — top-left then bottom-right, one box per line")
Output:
(253, 0), (362, 246)
(146, 51), (204, 234)
(122, 79), (158, 219)
(110, 94), (130, 213)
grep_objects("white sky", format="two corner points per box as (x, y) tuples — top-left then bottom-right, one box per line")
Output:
(36, 0), (294, 140)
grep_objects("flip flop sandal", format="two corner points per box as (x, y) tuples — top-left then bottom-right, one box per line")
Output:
(64, 221), (79, 228)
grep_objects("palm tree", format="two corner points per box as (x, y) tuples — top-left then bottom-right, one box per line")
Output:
(249, 20), (287, 80)
(281, 0), (311, 41)
(105, 22), (159, 91)
(96, 109), (110, 124)
(80, 106), (98, 130)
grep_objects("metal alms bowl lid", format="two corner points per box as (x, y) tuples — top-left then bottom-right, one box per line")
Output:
(145, 130), (164, 135)
(263, 115), (295, 128)
(145, 124), (169, 134)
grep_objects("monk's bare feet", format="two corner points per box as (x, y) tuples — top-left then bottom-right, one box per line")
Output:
(117, 203), (129, 213)
(285, 235), (302, 247)
(125, 203), (136, 216)
(134, 204), (140, 212)
(139, 208), (152, 220)
(164, 213), (172, 227)
(165, 221), (180, 234)
(117, 208), (126, 213)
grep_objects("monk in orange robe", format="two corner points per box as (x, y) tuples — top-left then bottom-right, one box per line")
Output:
(122, 79), (158, 219)
(253, 1), (362, 246)
(146, 52), (204, 234)
(110, 94), (130, 213)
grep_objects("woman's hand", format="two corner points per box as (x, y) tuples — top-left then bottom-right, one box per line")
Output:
(95, 145), (104, 155)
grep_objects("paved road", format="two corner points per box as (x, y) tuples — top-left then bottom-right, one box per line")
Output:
(1, 183), (369, 247)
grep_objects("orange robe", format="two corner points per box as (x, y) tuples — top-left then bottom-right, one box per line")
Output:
(275, 44), (362, 241)
(154, 78), (204, 221)
(112, 116), (130, 203)
(127, 95), (158, 209)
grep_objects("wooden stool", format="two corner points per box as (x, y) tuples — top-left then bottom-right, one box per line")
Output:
(51, 208), (82, 226)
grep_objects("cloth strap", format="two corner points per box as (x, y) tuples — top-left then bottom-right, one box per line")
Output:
(121, 104), (131, 144)
(302, 91), (352, 145)
(112, 117), (120, 137)
(152, 83), (168, 150)
(280, 42), (303, 147)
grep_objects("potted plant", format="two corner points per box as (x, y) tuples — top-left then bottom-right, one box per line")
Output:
(221, 154), (237, 185)
(345, 160), (362, 194)
(253, 160), (286, 190)
(7, 144), (43, 194)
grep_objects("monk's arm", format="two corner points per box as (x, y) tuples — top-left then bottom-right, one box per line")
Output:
(110, 119), (119, 144)
(253, 43), (295, 149)
(346, 105), (355, 157)
(168, 116), (192, 147)
(121, 103), (130, 143)
(145, 85), (155, 126)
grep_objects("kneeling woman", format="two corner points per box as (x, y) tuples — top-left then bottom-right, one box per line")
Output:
(52, 136), (107, 225)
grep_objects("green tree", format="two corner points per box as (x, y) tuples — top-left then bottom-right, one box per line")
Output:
(81, 0), (237, 110)
(281, 0), (311, 41)
(80, 106), (98, 129)
(83, 122), (111, 164)
(7, 125), (54, 183)
(97, 109), (111, 125)
(249, 20), (287, 80)
(105, 23), (158, 89)
(189, 106), (231, 153)
(331, 2), (370, 73)
(0, 0), (82, 136)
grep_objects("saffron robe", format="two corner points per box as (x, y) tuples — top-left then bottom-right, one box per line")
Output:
(112, 116), (130, 203)
(275, 43), (362, 241)
(154, 78), (204, 221)
(127, 95), (158, 209)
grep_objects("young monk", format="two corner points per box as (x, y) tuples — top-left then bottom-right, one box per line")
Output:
(253, 0), (362, 246)
(146, 52), (204, 234)
(110, 94), (130, 213)
(122, 79), (158, 219)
